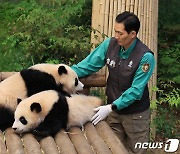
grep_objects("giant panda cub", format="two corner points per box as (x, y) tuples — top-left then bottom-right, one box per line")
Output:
(0, 63), (84, 131)
(12, 90), (102, 137)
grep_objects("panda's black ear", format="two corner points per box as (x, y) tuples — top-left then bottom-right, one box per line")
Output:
(58, 66), (67, 75)
(17, 98), (22, 104)
(30, 102), (42, 113)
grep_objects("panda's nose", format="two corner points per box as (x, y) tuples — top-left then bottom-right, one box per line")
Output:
(13, 127), (17, 131)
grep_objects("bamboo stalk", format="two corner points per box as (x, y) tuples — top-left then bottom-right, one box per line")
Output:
(108, 0), (114, 36)
(117, 0), (122, 14)
(130, 0), (134, 12)
(101, 0), (106, 38)
(96, 0), (101, 43)
(98, 0), (109, 76)
(126, 0), (130, 11)
(154, 0), (158, 88)
(112, 0), (118, 36)
(134, 0), (138, 15)
(104, 0), (110, 36)
(155, 0), (159, 55)
(152, 0), (158, 140)
(149, 0), (153, 50)
(91, 0), (99, 48)
(121, 0), (126, 12)
(145, 0), (149, 46)
(137, 0), (143, 39)
(142, 0), (146, 44)
(99, 0), (106, 42)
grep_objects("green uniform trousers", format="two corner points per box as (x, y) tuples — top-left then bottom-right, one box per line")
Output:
(107, 109), (150, 154)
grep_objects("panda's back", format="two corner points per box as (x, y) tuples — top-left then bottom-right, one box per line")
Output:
(66, 94), (102, 128)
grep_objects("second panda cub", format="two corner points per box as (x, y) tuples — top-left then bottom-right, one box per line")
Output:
(12, 90), (102, 137)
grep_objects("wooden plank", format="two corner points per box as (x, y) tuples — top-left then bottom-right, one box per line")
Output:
(40, 136), (59, 154)
(0, 122), (129, 154)
(22, 133), (42, 154)
(96, 121), (128, 154)
(80, 73), (106, 87)
(5, 128), (25, 154)
(69, 127), (94, 154)
(0, 72), (106, 88)
(0, 130), (7, 154)
(0, 72), (16, 81)
(85, 122), (112, 154)
(55, 130), (77, 154)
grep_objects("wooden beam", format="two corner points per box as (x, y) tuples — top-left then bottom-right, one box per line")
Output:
(0, 72), (106, 89)
(0, 72), (16, 81)
(80, 73), (106, 88)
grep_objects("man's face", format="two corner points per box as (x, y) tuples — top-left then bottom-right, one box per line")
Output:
(114, 22), (136, 49)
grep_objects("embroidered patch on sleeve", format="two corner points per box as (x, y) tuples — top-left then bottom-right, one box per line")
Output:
(142, 64), (150, 72)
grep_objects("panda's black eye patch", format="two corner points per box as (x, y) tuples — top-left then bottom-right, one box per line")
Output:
(20, 116), (27, 125)
(75, 78), (78, 86)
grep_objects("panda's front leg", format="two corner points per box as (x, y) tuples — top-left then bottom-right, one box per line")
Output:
(32, 119), (63, 137)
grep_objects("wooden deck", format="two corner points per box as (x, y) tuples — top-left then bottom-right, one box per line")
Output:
(0, 121), (128, 154)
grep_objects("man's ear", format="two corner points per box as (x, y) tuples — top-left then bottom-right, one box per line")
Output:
(131, 30), (137, 39)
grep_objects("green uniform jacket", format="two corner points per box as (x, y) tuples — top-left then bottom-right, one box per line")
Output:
(71, 38), (155, 111)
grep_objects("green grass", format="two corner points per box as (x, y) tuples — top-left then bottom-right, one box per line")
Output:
(153, 104), (180, 141)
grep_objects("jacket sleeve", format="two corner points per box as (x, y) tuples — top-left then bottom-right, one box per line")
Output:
(71, 38), (111, 77)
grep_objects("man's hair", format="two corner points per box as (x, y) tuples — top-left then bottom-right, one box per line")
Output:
(115, 11), (140, 34)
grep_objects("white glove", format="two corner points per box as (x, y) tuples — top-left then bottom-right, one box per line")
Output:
(91, 104), (112, 125)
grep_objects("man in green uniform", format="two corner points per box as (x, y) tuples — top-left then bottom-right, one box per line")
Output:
(71, 11), (155, 154)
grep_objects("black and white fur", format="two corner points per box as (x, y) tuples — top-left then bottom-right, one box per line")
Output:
(12, 90), (102, 137)
(0, 63), (84, 131)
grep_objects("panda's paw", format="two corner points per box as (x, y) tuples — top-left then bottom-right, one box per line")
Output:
(33, 129), (49, 137)
(32, 129), (41, 136)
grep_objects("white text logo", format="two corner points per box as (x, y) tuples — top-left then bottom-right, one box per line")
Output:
(135, 139), (179, 152)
